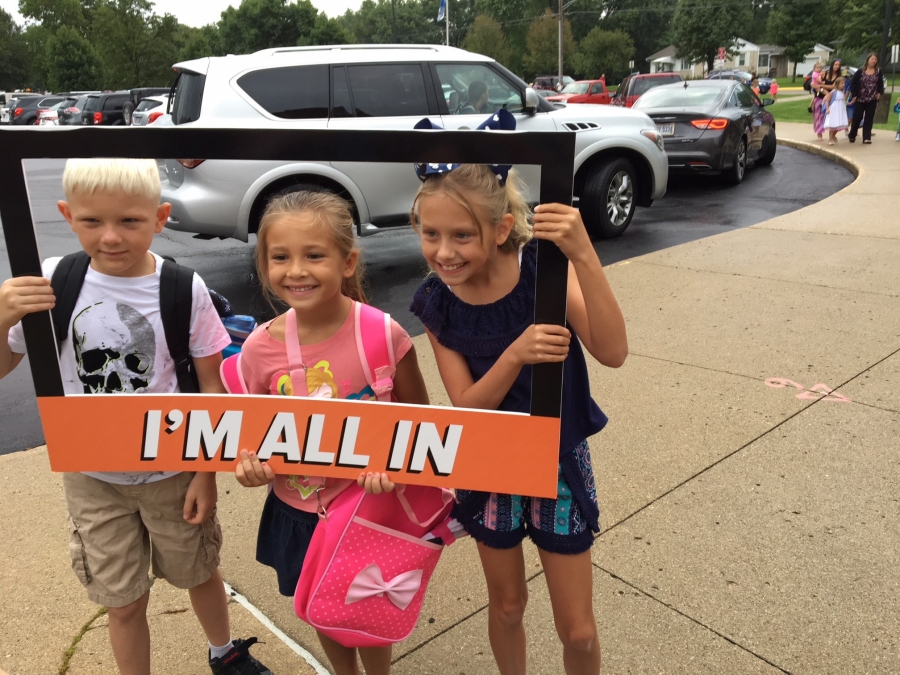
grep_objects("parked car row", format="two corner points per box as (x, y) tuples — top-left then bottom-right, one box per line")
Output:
(0, 88), (171, 126)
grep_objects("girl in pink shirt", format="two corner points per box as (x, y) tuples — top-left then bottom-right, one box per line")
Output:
(233, 190), (429, 675)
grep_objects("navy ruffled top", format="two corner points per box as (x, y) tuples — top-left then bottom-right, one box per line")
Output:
(409, 239), (608, 457)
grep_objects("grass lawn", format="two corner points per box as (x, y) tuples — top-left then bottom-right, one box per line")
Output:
(770, 91), (900, 132)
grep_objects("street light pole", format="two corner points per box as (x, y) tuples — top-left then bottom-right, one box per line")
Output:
(874, 0), (895, 123)
(558, 0), (563, 85)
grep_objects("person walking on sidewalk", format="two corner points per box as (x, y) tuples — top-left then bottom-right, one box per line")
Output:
(848, 53), (885, 144)
(0, 158), (273, 675)
(409, 111), (628, 675)
(824, 76), (849, 145)
(810, 62), (825, 140)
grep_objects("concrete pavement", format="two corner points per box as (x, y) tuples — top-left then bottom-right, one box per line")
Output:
(0, 121), (897, 674)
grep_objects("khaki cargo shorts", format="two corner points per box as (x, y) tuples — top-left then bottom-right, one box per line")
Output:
(63, 472), (222, 608)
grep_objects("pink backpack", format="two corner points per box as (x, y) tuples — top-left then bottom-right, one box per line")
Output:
(220, 302), (458, 647)
(220, 301), (397, 399)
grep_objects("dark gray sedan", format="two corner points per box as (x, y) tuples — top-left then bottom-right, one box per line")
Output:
(633, 80), (776, 185)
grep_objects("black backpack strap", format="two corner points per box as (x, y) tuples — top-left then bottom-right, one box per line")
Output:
(49, 252), (91, 355)
(160, 260), (200, 393)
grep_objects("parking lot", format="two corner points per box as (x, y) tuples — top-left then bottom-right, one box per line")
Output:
(0, 147), (852, 457)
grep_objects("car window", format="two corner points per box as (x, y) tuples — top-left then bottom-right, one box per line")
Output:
(135, 99), (162, 112)
(104, 95), (128, 111)
(735, 84), (756, 107)
(170, 70), (206, 125)
(618, 77), (630, 96)
(332, 66), (353, 118)
(237, 65), (328, 119)
(561, 83), (590, 94)
(590, 83), (604, 94)
(346, 64), (429, 118)
(434, 63), (522, 115)
(632, 77), (668, 96)
(84, 97), (100, 113)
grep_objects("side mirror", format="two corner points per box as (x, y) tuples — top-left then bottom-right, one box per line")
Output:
(523, 87), (540, 114)
(761, 98), (775, 106)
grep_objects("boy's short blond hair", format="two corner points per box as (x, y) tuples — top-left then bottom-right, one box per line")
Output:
(63, 158), (161, 202)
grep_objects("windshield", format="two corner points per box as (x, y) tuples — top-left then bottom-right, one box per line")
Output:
(135, 99), (162, 112)
(634, 86), (724, 108)
(561, 83), (590, 94)
(632, 76), (680, 96)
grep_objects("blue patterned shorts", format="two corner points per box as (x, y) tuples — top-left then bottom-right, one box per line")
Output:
(456, 440), (598, 554)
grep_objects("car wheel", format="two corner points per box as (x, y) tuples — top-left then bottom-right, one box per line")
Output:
(757, 129), (777, 166)
(581, 157), (636, 239)
(723, 138), (746, 185)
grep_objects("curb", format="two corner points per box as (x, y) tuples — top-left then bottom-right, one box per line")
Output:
(775, 136), (861, 178)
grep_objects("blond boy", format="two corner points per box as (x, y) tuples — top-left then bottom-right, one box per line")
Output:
(0, 159), (271, 675)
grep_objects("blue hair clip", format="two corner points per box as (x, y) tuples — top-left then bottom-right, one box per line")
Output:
(414, 109), (516, 185)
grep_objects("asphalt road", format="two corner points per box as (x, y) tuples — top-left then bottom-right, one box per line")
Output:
(0, 148), (853, 455)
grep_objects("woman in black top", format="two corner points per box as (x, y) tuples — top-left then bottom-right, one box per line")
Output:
(848, 53), (885, 144)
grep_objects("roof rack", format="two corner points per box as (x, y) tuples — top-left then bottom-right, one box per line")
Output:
(254, 44), (448, 56)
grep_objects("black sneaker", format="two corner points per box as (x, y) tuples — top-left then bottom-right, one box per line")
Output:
(209, 638), (273, 675)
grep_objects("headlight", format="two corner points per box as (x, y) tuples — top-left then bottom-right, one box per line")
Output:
(641, 129), (665, 152)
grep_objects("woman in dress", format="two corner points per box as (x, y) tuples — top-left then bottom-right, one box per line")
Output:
(848, 53), (885, 144)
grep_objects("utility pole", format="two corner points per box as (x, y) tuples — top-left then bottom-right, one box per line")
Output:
(558, 0), (563, 85)
(874, 0), (895, 123)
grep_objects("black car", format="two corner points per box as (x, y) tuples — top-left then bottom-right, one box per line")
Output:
(9, 95), (65, 125)
(81, 92), (131, 125)
(633, 79), (776, 185)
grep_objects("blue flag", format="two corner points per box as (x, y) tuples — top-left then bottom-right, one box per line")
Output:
(437, 0), (446, 22)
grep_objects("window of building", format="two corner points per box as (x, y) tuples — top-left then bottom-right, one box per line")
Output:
(738, 53), (746, 66)
(758, 53), (770, 69)
(237, 65), (329, 119)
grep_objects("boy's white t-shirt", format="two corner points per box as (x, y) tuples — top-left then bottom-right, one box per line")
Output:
(7, 253), (232, 485)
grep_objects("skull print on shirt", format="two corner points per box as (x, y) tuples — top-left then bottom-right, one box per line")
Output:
(72, 302), (156, 393)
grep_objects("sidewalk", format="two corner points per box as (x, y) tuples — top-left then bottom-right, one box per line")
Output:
(1, 122), (897, 674)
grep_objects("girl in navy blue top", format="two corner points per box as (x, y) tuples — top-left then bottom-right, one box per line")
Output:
(409, 155), (627, 673)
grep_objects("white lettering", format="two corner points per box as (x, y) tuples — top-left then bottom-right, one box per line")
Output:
(302, 414), (334, 465)
(387, 420), (413, 471)
(336, 417), (368, 468)
(141, 410), (161, 460)
(257, 412), (301, 463)
(183, 411), (243, 460)
(408, 423), (462, 476)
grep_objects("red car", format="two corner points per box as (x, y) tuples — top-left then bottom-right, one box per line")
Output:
(610, 72), (683, 108)
(546, 80), (610, 105)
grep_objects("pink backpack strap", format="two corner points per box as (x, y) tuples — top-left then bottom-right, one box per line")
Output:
(354, 302), (396, 402)
(283, 308), (308, 397)
(395, 485), (454, 529)
(220, 353), (248, 394)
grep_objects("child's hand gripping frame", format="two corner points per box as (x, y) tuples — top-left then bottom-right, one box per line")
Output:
(0, 126), (575, 499)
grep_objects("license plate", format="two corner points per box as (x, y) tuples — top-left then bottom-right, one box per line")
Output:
(656, 123), (674, 136)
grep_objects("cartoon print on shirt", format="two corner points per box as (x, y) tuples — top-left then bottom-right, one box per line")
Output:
(73, 302), (155, 394)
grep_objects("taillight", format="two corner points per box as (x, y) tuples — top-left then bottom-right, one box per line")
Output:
(148, 111), (163, 124)
(177, 159), (205, 169)
(691, 118), (729, 130)
(93, 112), (102, 124)
(13, 107), (23, 117)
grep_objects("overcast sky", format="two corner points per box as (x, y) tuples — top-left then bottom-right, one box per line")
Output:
(1, 0), (363, 27)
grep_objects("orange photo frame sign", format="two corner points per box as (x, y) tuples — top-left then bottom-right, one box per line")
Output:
(39, 395), (561, 497)
(0, 126), (575, 498)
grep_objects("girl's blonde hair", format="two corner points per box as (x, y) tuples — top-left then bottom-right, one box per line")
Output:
(409, 165), (532, 252)
(63, 158), (160, 201)
(255, 190), (367, 311)
(834, 76), (846, 90)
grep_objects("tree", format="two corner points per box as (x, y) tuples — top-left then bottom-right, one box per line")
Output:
(45, 25), (103, 90)
(766, 0), (819, 81)
(307, 14), (351, 45)
(18, 0), (88, 33)
(576, 27), (634, 80)
(177, 24), (222, 61)
(0, 8), (29, 89)
(338, 0), (442, 45)
(522, 9), (576, 80)
(586, 0), (676, 74)
(462, 14), (514, 69)
(217, 0), (312, 54)
(672, 0), (752, 72)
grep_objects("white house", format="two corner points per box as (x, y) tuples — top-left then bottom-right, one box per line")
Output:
(647, 40), (834, 80)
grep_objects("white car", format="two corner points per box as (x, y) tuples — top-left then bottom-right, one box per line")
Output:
(131, 95), (170, 126)
(162, 45), (668, 239)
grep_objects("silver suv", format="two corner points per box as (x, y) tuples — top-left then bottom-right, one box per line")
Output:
(161, 45), (667, 240)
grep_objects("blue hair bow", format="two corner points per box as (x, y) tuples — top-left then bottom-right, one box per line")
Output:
(414, 109), (516, 185)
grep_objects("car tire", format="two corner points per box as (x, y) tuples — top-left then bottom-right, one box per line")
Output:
(723, 138), (747, 186)
(580, 157), (637, 239)
(756, 129), (777, 166)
